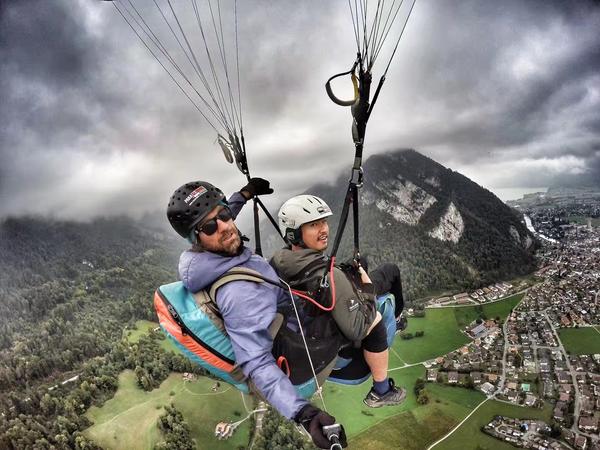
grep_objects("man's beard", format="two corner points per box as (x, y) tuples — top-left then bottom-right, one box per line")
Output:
(220, 230), (242, 255)
(201, 226), (242, 256)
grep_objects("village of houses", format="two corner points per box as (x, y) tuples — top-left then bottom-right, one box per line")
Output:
(422, 225), (600, 449)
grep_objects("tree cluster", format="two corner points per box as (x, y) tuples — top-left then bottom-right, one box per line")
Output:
(253, 407), (317, 450)
(154, 404), (194, 450)
(399, 330), (424, 340)
(413, 377), (429, 405)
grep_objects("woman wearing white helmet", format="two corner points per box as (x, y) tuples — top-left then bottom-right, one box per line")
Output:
(271, 194), (406, 408)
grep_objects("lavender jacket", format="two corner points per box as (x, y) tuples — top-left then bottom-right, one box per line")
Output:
(178, 192), (308, 419)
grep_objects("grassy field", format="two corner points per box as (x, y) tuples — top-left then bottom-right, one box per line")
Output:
(392, 310), (470, 364)
(393, 293), (524, 364)
(125, 320), (183, 354)
(433, 399), (552, 450)
(84, 370), (252, 450)
(324, 365), (427, 436)
(558, 327), (600, 355)
(480, 293), (524, 321)
(568, 215), (600, 227)
(344, 376), (485, 449)
(123, 320), (157, 342)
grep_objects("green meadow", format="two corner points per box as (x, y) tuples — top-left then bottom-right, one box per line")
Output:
(433, 399), (552, 450)
(393, 293), (524, 364)
(392, 309), (470, 364)
(345, 377), (485, 449)
(558, 326), (600, 355)
(567, 215), (600, 227)
(84, 370), (252, 450)
(124, 320), (181, 354)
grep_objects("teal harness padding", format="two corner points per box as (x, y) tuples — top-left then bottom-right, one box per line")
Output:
(156, 280), (323, 399)
(327, 293), (396, 385)
(156, 281), (250, 392)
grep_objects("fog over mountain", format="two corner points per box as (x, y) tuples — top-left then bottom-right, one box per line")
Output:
(1, 0), (599, 220)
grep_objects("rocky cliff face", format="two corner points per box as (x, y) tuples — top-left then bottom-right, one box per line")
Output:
(264, 149), (538, 299)
(362, 177), (437, 226)
(428, 201), (464, 243)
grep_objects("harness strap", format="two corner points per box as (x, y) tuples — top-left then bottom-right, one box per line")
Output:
(191, 268), (285, 386)
(327, 58), (372, 268)
(191, 268), (272, 326)
(209, 267), (269, 300)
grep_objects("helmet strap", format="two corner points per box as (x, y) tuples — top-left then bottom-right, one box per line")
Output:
(188, 228), (199, 245)
(286, 228), (308, 250)
(285, 228), (305, 247)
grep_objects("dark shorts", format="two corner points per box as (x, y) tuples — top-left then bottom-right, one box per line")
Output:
(369, 263), (404, 318)
(361, 319), (388, 353)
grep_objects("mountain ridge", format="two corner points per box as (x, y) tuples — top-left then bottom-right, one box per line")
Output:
(265, 149), (538, 300)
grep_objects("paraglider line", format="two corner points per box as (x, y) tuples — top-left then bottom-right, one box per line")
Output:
(112, 1), (221, 133)
(151, 0), (230, 129)
(371, 0), (405, 67)
(348, 0), (361, 54)
(381, 0), (417, 77)
(234, 0), (243, 132)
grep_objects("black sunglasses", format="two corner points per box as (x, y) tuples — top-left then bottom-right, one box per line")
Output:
(197, 207), (233, 236)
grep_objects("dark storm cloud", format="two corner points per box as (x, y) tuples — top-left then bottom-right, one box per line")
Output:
(391, 0), (600, 188)
(0, 0), (218, 217)
(0, 0), (121, 147)
(1, 0), (599, 217)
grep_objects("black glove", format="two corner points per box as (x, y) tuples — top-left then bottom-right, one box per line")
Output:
(338, 259), (363, 288)
(294, 404), (347, 449)
(240, 177), (274, 198)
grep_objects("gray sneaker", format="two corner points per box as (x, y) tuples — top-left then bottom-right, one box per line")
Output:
(395, 313), (408, 334)
(363, 378), (407, 408)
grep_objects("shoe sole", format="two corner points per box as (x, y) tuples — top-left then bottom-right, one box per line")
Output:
(363, 390), (407, 408)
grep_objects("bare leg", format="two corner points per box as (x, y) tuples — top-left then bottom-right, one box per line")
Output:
(363, 348), (388, 382)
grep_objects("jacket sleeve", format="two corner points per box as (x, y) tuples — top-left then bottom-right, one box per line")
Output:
(330, 267), (377, 343)
(216, 280), (308, 420)
(227, 191), (247, 219)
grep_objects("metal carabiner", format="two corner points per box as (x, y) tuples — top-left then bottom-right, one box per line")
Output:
(325, 60), (359, 107)
(350, 166), (363, 187)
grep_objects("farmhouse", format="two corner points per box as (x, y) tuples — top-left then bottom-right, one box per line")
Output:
(448, 371), (459, 384)
(480, 382), (495, 395)
(578, 416), (598, 433)
(574, 434), (587, 450)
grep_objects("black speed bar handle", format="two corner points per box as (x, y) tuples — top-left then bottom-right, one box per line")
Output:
(323, 424), (343, 450)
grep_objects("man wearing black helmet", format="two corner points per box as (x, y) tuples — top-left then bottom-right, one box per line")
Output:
(166, 179), (347, 450)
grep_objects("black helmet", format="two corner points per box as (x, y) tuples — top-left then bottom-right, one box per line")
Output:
(167, 181), (226, 239)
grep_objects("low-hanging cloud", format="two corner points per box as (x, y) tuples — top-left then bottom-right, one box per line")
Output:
(1, 0), (599, 221)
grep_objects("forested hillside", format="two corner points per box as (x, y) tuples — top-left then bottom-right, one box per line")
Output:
(0, 217), (197, 449)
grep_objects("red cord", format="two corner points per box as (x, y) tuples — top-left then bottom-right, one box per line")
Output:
(277, 356), (290, 377)
(329, 256), (336, 309)
(290, 257), (337, 312)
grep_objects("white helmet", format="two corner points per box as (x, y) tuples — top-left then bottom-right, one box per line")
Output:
(278, 195), (333, 245)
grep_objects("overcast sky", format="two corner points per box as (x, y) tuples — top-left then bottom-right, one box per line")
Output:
(1, 0), (599, 221)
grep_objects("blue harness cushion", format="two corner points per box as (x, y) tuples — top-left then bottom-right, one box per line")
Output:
(327, 293), (396, 385)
